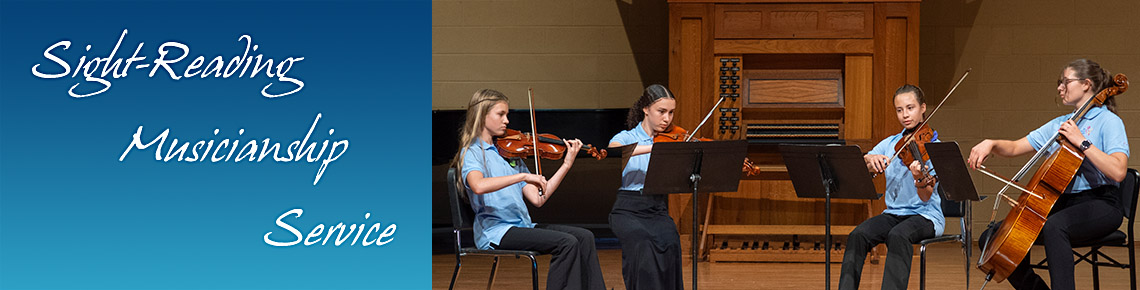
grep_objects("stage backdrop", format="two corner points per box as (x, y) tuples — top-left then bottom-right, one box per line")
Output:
(0, 0), (430, 288)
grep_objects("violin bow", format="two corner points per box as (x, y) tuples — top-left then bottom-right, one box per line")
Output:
(527, 88), (547, 197)
(873, 69), (971, 177)
(528, 88), (541, 178)
(975, 165), (1041, 206)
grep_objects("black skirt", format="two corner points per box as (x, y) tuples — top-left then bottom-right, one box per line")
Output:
(608, 190), (684, 290)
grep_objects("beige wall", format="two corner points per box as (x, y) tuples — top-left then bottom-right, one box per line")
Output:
(432, 0), (668, 110)
(433, 0), (1140, 239)
(919, 0), (1140, 238)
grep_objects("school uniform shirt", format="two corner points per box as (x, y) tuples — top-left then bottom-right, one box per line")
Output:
(461, 138), (535, 250)
(610, 122), (654, 191)
(1026, 105), (1130, 193)
(869, 130), (946, 236)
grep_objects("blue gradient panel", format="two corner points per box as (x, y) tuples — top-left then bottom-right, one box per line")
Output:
(0, 0), (429, 289)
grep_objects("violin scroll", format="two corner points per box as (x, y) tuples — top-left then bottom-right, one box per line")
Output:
(743, 158), (762, 176)
(584, 146), (608, 160)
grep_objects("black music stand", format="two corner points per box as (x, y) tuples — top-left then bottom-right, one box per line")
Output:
(779, 144), (879, 290)
(643, 139), (748, 290)
(924, 141), (983, 203)
(925, 141), (985, 288)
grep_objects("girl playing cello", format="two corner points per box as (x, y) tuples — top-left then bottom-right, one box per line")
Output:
(969, 59), (1128, 290)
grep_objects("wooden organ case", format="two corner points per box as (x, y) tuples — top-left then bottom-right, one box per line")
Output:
(667, 0), (921, 262)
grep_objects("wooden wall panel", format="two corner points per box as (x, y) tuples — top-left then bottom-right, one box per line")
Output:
(744, 70), (843, 107)
(680, 18), (704, 133)
(715, 39), (873, 54)
(872, 2), (919, 141)
(714, 4), (873, 39)
(845, 55), (873, 142)
(668, 4), (714, 235)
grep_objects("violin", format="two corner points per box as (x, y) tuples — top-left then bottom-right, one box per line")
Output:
(895, 124), (935, 167)
(655, 125), (711, 142)
(496, 128), (608, 160)
(495, 88), (606, 193)
(654, 125), (763, 176)
(873, 69), (971, 179)
(894, 124), (938, 182)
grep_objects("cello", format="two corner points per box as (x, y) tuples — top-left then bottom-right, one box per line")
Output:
(975, 74), (1129, 286)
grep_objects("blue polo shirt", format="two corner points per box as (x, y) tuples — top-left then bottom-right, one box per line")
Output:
(1026, 105), (1129, 193)
(460, 138), (535, 250)
(869, 130), (946, 236)
(610, 122), (654, 191)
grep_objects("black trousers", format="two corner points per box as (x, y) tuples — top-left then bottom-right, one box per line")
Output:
(497, 224), (607, 290)
(978, 186), (1123, 290)
(839, 213), (936, 290)
(609, 190), (684, 290)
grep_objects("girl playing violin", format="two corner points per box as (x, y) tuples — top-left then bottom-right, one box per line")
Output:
(969, 59), (1128, 290)
(452, 89), (606, 290)
(839, 84), (945, 290)
(607, 84), (684, 290)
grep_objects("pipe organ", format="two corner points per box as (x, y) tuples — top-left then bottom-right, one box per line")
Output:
(667, 0), (921, 262)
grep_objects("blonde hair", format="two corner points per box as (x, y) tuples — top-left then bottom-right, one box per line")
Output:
(451, 89), (509, 192)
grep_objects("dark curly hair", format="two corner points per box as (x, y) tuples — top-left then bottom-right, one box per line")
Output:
(625, 84), (675, 129)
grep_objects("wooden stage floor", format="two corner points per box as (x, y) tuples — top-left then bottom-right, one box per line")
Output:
(433, 243), (1136, 289)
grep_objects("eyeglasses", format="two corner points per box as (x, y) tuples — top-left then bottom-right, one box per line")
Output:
(1058, 77), (1085, 87)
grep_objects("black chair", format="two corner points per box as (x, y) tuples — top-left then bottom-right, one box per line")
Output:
(1027, 168), (1138, 290)
(447, 168), (544, 290)
(918, 197), (974, 290)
